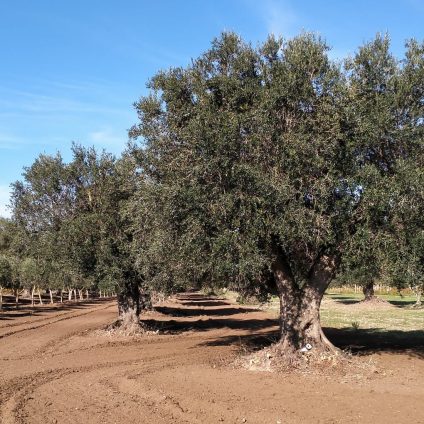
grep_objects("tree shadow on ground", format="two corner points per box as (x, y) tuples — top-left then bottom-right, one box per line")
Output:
(176, 295), (225, 302)
(147, 293), (424, 358)
(328, 296), (360, 305)
(328, 295), (417, 308)
(325, 327), (424, 358)
(0, 298), (113, 321)
(141, 316), (277, 333)
(199, 326), (424, 359)
(386, 300), (418, 307)
(179, 300), (232, 307)
(154, 305), (258, 317)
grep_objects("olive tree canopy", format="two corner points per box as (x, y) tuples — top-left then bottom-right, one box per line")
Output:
(130, 33), (423, 353)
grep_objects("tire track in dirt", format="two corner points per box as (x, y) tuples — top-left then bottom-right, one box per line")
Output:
(0, 302), (115, 340)
(0, 300), (112, 330)
(1, 293), (423, 424)
(3, 351), (203, 424)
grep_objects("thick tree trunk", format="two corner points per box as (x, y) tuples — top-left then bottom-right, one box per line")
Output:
(31, 286), (35, 307)
(272, 244), (339, 354)
(38, 288), (43, 305)
(117, 282), (141, 327)
(362, 281), (375, 301)
(49, 289), (54, 304)
(275, 285), (335, 353)
(86, 289), (89, 299)
(412, 284), (423, 307)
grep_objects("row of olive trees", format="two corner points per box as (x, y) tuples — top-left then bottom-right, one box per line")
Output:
(3, 32), (423, 356)
(0, 147), (126, 309)
(0, 230), (115, 310)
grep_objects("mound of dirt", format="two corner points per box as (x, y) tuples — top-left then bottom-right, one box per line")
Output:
(235, 344), (378, 376)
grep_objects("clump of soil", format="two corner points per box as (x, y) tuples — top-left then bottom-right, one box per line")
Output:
(350, 296), (393, 309)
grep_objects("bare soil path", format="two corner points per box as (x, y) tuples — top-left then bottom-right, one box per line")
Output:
(0, 294), (423, 424)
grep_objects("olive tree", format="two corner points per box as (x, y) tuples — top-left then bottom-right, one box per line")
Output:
(130, 33), (423, 354)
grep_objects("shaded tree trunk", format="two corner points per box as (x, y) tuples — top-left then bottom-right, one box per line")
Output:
(272, 244), (339, 354)
(362, 281), (375, 301)
(49, 289), (54, 304)
(412, 283), (423, 307)
(0, 287), (3, 310)
(31, 286), (35, 307)
(117, 282), (140, 326)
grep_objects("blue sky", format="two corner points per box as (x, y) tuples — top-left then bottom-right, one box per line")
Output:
(1, 0), (423, 217)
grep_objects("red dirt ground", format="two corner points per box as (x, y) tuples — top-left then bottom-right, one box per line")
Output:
(0, 294), (423, 424)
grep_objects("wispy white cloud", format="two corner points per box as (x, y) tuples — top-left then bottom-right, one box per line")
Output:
(87, 128), (127, 150)
(0, 133), (26, 150)
(0, 185), (11, 218)
(263, 0), (297, 37)
(245, 0), (298, 38)
(0, 88), (129, 117)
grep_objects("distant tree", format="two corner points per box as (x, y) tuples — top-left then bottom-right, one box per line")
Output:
(129, 32), (423, 355)
(0, 255), (12, 309)
(10, 145), (143, 323)
(386, 159), (424, 307)
(339, 227), (386, 301)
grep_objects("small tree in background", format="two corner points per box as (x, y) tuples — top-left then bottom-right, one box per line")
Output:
(0, 255), (12, 309)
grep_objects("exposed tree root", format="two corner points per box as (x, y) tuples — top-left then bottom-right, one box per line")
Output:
(95, 311), (159, 337)
(360, 296), (389, 304)
(234, 344), (377, 376)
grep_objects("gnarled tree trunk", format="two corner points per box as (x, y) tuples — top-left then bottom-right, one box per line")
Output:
(362, 281), (375, 301)
(272, 244), (339, 354)
(411, 283), (423, 307)
(117, 281), (141, 328)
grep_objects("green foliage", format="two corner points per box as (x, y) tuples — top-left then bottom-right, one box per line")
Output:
(10, 145), (141, 301)
(129, 32), (422, 299)
(5, 32), (423, 330)
(0, 255), (12, 287)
